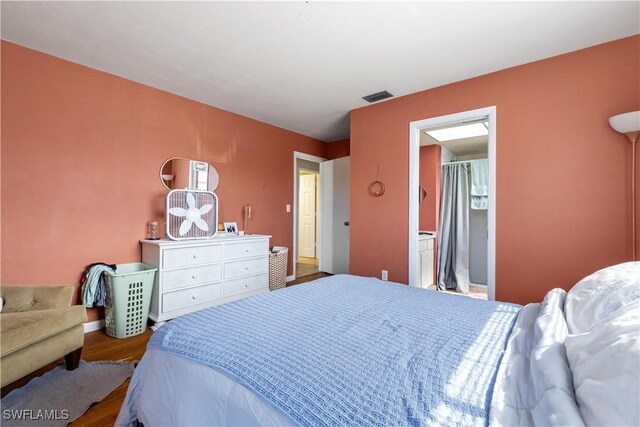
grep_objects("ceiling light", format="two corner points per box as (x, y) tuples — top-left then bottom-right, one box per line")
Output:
(426, 123), (488, 142)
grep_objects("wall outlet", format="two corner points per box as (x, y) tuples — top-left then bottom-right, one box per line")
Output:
(286, 204), (291, 212)
(381, 270), (388, 281)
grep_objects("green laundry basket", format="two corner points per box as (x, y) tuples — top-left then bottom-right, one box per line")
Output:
(104, 263), (157, 338)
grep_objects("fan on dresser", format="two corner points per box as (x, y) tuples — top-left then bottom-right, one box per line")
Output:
(166, 190), (218, 240)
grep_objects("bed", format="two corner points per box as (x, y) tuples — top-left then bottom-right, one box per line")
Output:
(116, 264), (640, 426)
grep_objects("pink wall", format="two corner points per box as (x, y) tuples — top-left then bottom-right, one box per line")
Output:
(419, 145), (441, 231)
(351, 35), (640, 305)
(327, 138), (350, 160)
(1, 42), (327, 321)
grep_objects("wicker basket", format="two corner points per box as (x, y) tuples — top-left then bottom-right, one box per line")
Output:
(268, 247), (288, 291)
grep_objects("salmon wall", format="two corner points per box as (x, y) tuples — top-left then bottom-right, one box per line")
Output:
(1, 42), (327, 321)
(351, 35), (640, 304)
(326, 138), (350, 160)
(419, 145), (441, 231)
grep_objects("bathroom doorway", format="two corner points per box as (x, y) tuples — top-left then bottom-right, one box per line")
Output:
(408, 107), (496, 300)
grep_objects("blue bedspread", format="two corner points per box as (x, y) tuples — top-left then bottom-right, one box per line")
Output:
(149, 275), (520, 426)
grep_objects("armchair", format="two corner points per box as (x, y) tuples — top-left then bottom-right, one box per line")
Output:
(0, 285), (87, 388)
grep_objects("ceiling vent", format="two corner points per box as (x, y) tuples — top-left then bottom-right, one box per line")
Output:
(362, 90), (393, 103)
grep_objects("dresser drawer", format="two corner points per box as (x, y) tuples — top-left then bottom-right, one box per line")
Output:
(163, 264), (222, 292)
(223, 274), (268, 297)
(225, 240), (268, 260)
(224, 256), (268, 279)
(163, 245), (222, 269)
(162, 283), (222, 313)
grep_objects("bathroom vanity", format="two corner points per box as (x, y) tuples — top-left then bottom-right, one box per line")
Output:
(418, 232), (436, 288)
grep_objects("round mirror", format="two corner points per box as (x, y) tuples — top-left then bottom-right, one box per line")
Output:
(160, 157), (220, 192)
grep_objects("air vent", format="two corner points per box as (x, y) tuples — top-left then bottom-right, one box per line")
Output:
(362, 90), (393, 103)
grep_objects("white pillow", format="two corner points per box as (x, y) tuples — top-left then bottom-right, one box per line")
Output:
(565, 262), (640, 334)
(564, 299), (640, 427)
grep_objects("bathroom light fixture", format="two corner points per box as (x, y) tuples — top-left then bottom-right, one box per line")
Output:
(426, 122), (488, 142)
(609, 111), (640, 260)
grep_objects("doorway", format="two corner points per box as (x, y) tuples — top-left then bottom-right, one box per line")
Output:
(297, 170), (319, 277)
(292, 152), (351, 280)
(408, 107), (496, 300)
(293, 152), (325, 280)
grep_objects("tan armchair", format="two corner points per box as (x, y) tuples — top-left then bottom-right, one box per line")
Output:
(0, 285), (87, 388)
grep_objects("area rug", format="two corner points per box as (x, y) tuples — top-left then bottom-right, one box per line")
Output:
(1, 360), (135, 426)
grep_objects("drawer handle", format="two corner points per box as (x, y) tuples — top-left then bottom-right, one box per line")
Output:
(245, 266), (249, 270)
(192, 254), (198, 259)
(192, 275), (197, 279)
(245, 284), (248, 288)
(192, 295), (197, 300)
(245, 249), (249, 253)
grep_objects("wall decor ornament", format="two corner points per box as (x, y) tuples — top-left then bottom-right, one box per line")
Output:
(369, 164), (385, 197)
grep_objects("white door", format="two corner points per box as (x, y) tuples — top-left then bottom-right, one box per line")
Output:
(298, 173), (317, 258)
(320, 157), (350, 274)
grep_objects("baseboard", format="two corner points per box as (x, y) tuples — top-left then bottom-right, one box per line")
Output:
(83, 319), (105, 333)
(286, 275), (295, 282)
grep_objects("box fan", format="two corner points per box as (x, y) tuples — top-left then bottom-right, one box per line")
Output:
(166, 189), (218, 240)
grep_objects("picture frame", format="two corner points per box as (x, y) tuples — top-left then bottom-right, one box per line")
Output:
(224, 222), (238, 235)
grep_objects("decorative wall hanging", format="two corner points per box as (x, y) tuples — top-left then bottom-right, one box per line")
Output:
(166, 189), (218, 240)
(369, 164), (386, 197)
(419, 186), (428, 204)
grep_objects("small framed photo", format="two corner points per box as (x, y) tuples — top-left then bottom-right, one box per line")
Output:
(224, 222), (238, 235)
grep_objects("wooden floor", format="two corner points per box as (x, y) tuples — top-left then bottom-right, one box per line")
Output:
(0, 272), (331, 425)
(295, 257), (319, 278)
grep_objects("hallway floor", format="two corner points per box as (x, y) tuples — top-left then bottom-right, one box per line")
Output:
(296, 257), (319, 278)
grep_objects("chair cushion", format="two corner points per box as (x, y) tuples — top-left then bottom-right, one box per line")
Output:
(0, 285), (74, 313)
(0, 305), (87, 356)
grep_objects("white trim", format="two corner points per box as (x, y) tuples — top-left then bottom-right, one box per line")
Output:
(293, 151), (326, 279)
(408, 106), (497, 300)
(83, 319), (105, 333)
(286, 274), (295, 282)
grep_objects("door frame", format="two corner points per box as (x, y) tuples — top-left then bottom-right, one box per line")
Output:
(292, 151), (326, 281)
(408, 106), (497, 300)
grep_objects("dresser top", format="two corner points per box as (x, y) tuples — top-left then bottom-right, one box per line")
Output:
(141, 234), (271, 246)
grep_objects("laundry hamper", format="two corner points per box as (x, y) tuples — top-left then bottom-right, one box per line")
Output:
(104, 263), (157, 338)
(268, 247), (288, 291)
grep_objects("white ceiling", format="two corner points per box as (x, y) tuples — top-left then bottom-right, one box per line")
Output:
(2, 2), (638, 142)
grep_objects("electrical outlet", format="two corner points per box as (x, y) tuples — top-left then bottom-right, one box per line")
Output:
(381, 270), (388, 281)
(286, 204), (291, 212)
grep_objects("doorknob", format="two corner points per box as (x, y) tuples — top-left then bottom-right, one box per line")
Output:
(344, 221), (350, 226)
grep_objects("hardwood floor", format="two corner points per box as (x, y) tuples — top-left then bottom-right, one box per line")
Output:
(1, 329), (153, 425)
(0, 272), (331, 425)
(287, 271), (331, 285)
(295, 257), (319, 278)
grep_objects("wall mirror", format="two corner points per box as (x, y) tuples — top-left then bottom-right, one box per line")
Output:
(160, 157), (220, 192)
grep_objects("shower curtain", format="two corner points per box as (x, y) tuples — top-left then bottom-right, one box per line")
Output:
(437, 163), (471, 293)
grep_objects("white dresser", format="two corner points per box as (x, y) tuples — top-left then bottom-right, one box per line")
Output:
(141, 234), (270, 322)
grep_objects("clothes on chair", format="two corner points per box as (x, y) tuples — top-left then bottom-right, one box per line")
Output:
(470, 159), (488, 210)
(81, 263), (116, 308)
